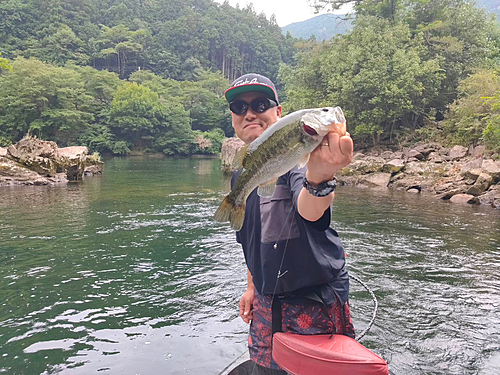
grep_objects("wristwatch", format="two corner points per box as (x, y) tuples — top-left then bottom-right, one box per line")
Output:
(302, 175), (337, 197)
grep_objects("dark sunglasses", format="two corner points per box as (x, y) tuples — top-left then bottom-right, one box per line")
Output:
(229, 97), (277, 115)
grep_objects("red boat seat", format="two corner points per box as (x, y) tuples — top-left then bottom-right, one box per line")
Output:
(272, 333), (389, 375)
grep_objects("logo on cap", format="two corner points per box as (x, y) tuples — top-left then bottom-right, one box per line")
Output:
(233, 78), (260, 87)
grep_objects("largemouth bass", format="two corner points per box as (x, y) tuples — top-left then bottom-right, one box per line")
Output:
(214, 106), (346, 230)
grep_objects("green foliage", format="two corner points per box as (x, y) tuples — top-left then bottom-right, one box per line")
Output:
(280, 18), (444, 144)
(484, 114), (500, 153)
(0, 57), (94, 146)
(441, 70), (500, 146)
(0, 52), (12, 72)
(0, 0), (294, 82)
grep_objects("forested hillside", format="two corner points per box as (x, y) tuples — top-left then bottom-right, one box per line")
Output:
(0, 0), (295, 81)
(281, 0), (500, 152)
(282, 13), (353, 41)
(0, 0), (297, 155)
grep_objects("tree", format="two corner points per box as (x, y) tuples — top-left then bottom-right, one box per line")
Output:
(0, 57), (94, 146)
(279, 17), (444, 145)
(108, 81), (193, 153)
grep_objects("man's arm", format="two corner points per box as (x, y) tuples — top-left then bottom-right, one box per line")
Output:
(298, 132), (353, 221)
(239, 269), (255, 324)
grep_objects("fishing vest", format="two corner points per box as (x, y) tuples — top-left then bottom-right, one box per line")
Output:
(232, 166), (346, 295)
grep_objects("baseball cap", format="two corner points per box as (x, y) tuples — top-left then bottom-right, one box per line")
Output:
(225, 73), (279, 104)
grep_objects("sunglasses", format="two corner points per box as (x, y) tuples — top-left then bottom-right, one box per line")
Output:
(229, 97), (277, 115)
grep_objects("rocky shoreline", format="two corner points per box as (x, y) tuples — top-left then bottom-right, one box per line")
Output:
(0, 137), (104, 186)
(221, 138), (500, 209)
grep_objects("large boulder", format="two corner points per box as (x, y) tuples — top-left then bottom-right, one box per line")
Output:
(450, 194), (478, 205)
(358, 172), (391, 188)
(448, 145), (468, 160)
(0, 137), (103, 186)
(382, 159), (405, 174)
(58, 146), (88, 180)
(481, 159), (500, 182)
(7, 138), (60, 176)
(467, 173), (494, 196)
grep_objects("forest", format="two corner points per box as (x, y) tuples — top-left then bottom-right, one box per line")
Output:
(1, 0), (500, 155)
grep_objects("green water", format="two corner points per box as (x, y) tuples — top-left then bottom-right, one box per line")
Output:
(1, 157), (499, 375)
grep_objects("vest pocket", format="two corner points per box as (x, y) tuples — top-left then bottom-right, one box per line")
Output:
(260, 185), (300, 244)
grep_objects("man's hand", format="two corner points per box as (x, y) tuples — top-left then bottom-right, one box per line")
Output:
(239, 288), (255, 324)
(306, 131), (354, 184)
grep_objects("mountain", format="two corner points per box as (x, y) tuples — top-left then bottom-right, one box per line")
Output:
(476, 0), (500, 19)
(282, 1), (498, 41)
(281, 13), (353, 41)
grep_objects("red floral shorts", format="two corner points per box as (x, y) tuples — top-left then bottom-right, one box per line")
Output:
(248, 288), (355, 370)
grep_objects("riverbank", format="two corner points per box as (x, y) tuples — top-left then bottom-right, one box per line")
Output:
(221, 138), (500, 209)
(0, 137), (104, 186)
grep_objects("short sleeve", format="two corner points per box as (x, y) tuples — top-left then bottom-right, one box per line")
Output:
(288, 166), (331, 231)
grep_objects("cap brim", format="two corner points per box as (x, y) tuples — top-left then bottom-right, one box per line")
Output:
(225, 84), (278, 103)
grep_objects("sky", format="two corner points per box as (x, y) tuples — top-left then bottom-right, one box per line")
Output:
(213, 0), (350, 27)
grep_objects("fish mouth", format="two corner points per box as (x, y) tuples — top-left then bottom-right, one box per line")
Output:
(303, 124), (318, 136)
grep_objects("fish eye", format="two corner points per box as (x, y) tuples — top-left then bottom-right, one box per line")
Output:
(322, 108), (329, 112)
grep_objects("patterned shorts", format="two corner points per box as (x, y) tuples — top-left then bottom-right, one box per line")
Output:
(248, 287), (355, 370)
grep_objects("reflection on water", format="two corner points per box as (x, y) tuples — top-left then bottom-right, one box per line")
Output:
(0, 156), (499, 374)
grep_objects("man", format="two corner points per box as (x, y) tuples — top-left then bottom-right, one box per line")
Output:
(225, 73), (354, 374)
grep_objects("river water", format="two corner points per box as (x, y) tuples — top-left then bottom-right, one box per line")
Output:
(0, 157), (499, 375)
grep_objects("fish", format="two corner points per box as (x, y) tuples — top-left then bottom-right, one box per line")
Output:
(214, 106), (346, 230)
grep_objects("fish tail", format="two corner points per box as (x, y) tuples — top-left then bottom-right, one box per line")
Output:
(230, 204), (246, 231)
(214, 195), (234, 223)
(214, 195), (246, 231)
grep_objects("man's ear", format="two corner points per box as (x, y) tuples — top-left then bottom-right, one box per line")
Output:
(276, 105), (283, 118)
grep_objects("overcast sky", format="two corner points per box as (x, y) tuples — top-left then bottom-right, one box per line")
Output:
(213, 0), (350, 27)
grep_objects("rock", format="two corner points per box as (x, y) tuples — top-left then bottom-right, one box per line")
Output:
(407, 188), (420, 194)
(58, 146), (88, 180)
(460, 158), (483, 178)
(413, 143), (441, 157)
(408, 149), (424, 160)
(358, 172), (391, 188)
(466, 173), (494, 196)
(449, 194), (478, 205)
(221, 137), (245, 173)
(472, 145), (486, 157)
(434, 182), (455, 195)
(393, 151), (404, 159)
(481, 159), (500, 182)
(0, 137), (103, 186)
(380, 151), (395, 160)
(0, 147), (6, 157)
(448, 145), (468, 160)
(353, 152), (365, 160)
(477, 185), (500, 207)
(7, 138), (60, 176)
(428, 152), (445, 163)
(339, 156), (385, 176)
(382, 159), (405, 174)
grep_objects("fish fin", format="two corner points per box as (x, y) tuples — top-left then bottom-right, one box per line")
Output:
(214, 195), (234, 223)
(230, 204), (246, 231)
(232, 144), (250, 170)
(298, 153), (310, 168)
(257, 179), (278, 198)
(214, 195), (246, 231)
